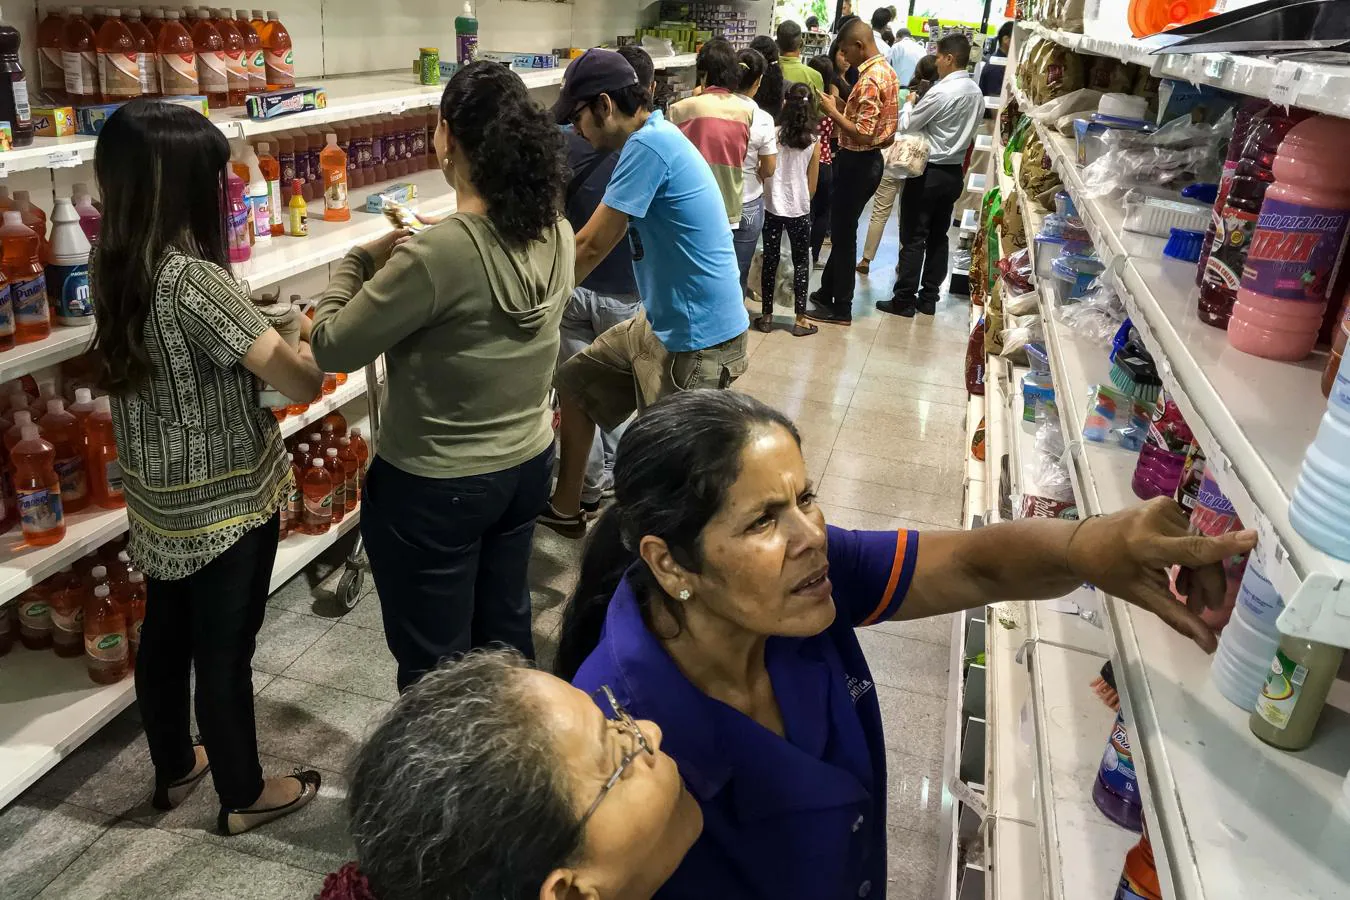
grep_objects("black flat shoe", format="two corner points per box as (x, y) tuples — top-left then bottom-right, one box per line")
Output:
(152, 741), (211, 811)
(876, 300), (918, 318)
(217, 769), (322, 836)
(804, 303), (852, 326)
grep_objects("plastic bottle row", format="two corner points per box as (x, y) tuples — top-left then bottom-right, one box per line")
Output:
(280, 415), (368, 539)
(0, 187), (98, 345)
(37, 6), (295, 111)
(0, 536), (144, 687)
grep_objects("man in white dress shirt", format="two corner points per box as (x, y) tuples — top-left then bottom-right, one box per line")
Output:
(887, 27), (927, 85)
(877, 33), (985, 318)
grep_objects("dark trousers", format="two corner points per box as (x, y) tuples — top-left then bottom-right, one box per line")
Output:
(762, 212), (812, 317)
(361, 448), (552, 691)
(810, 161), (833, 263)
(892, 163), (965, 305)
(137, 514), (279, 810)
(816, 148), (884, 314)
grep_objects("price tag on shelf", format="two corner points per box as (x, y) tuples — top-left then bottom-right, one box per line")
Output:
(46, 148), (82, 168)
(1269, 61), (1305, 106)
(1200, 55), (1230, 82)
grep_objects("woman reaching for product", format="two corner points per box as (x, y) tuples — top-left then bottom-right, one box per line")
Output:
(318, 649), (703, 900)
(555, 389), (1255, 900)
(309, 61), (573, 691)
(92, 99), (326, 835)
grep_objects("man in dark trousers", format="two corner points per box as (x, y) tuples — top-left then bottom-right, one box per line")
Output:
(806, 17), (899, 326)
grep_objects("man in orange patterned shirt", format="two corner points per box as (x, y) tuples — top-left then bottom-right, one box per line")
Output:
(807, 17), (899, 326)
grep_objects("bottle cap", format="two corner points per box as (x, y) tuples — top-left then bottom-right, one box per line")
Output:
(19, 424), (38, 441)
(326, 133), (337, 144)
(47, 398), (65, 414)
(195, 7), (207, 16)
(267, 9), (279, 18)
(94, 584), (110, 598)
(13, 410), (32, 426)
(291, 178), (304, 193)
(75, 387), (93, 403)
(166, 9), (179, 17)
(107, 8), (121, 16)
(326, 447), (337, 456)
(91, 565), (107, 579)
(93, 396), (111, 412)
(311, 458), (325, 467)
(129, 571), (145, 583)
(257, 141), (269, 154)
(118, 550), (131, 563)
(297, 442), (309, 451)
(350, 427), (362, 437)
(69, 6), (84, 13)
(309, 432), (321, 441)
(3, 210), (23, 226)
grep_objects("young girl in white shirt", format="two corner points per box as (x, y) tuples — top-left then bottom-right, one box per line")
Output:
(758, 82), (821, 337)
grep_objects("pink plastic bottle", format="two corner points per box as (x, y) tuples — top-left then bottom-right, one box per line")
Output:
(1229, 116), (1350, 361)
(226, 171), (250, 262)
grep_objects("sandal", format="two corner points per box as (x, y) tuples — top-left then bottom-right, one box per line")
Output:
(755, 315), (773, 334)
(217, 769), (322, 836)
(152, 740), (211, 811)
(790, 323), (819, 337)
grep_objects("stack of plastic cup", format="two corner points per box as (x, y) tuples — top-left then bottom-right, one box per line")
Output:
(1210, 553), (1283, 711)
(1291, 351), (1350, 560)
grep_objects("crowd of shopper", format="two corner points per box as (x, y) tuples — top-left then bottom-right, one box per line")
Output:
(81, 14), (1262, 900)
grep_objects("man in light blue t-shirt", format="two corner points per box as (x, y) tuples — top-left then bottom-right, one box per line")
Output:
(543, 48), (750, 537)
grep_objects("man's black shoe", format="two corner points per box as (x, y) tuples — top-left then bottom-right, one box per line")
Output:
(917, 298), (937, 315)
(876, 299), (918, 318)
(805, 303), (852, 325)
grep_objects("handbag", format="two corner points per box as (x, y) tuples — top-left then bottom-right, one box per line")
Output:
(883, 131), (930, 177)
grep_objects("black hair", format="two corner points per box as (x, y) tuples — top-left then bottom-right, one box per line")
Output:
(817, 41), (851, 98)
(348, 650), (583, 900)
(937, 33), (972, 68)
(554, 391), (801, 682)
(777, 82), (819, 150)
(997, 21), (1014, 43)
(749, 35), (784, 119)
(695, 37), (741, 91)
(775, 20), (803, 54)
(805, 15), (818, 28)
(838, 15), (869, 45)
(911, 54), (940, 96)
(737, 47), (766, 94)
(92, 99), (230, 392)
(870, 7), (893, 31)
(617, 44), (655, 91)
(441, 61), (566, 247)
(881, 27), (895, 46)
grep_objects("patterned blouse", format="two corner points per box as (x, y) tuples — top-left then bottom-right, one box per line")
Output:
(108, 250), (291, 581)
(818, 116), (835, 166)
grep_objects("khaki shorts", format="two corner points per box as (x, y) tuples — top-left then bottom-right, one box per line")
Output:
(554, 307), (750, 431)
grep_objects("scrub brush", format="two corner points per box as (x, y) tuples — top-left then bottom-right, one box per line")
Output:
(1110, 343), (1162, 404)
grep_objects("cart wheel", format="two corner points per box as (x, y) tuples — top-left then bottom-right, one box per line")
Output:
(335, 568), (364, 612)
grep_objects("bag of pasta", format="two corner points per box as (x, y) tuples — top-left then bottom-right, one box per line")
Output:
(1018, 133), (1045, 193)
(1086, 57), (1135, 94)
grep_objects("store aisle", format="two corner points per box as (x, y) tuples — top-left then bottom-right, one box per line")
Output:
(1, 247), (969, 900)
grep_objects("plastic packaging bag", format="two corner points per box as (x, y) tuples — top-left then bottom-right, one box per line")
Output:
(1001, 313), (1043, 360)
(641, 36), (677, 58)
(1078, 110), (1234, 199)
(1006, 287), (1040, 316)
(1026, 88), (1103, 126)
(1057, 278), (1126, 343)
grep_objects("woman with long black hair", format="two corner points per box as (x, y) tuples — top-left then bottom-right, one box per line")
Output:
(748, 35), (784, 120)
(310, 61), (573, 691)
(733, 46), (777, 300)
(92, 99), (325, 835)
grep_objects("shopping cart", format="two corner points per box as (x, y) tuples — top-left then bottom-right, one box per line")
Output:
(332, 356), (384, 612)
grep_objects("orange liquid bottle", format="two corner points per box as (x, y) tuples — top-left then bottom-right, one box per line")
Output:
(234, 8), (264, 94)
(301, 457), (331, 534)
(249, 8), (268, 42)
(190, 8), (226, 108)
(86, 396), (125, 509)
(294, 441), (311, 469)
(288, 451), (302, 532)
(13, 424), (65, 546)
(40, 398), (90, 513)
(256, 141), (282, 236)
(308, 429), (326, 457)
(47, 566), (85, 657)
(62, 7), (99, 104)
(16, 584), (54, 649)
(121, 569), (146, 662)
(0, 267), (14, 352)
(321, 372), (337, 395)
(13, 191), (49, 263)
(89, 8), (108, 34)
(156, 10), (197, 96)
(144, 7), (166, 41)
(124, 11), (159, 97)
(38, 9), (68, 103)
(285, 392), (308, 417)
(324, 447), (344, 524)
(69, 386), (96, 446)
(337, 437), (358, 512)
(4, 409), (34, 457)
(96, 9), (143, 104)
(213, 8), (247, 106)
(348, 425), (369, 470)
(262, 9), (292, 89)
(320, 132), (350, 222)
(322, 409), (347, 437)
(1, 211), (51, 344)
(85, 582), (130, 684)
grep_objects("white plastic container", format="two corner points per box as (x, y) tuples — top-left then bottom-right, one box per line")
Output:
(1122, 191), (1211, 237)
(1211, 603), (1280, 712)
(1291, 351), (1350, 559)
(45, 198), (92, 326)
(1098, 92), (1148, 120)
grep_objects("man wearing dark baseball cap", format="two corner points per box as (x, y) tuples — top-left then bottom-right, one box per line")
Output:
(541, 48), (751, 537)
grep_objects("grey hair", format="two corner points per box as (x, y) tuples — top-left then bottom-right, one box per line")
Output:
(347, 650), (585, 900)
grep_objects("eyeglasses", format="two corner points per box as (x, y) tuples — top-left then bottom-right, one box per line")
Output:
(568, 100), (590, 128)
(579, 685), (654, 825)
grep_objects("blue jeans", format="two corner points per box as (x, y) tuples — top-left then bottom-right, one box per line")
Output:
(734, 195), (765, 297)
(559, 286), (642, 502)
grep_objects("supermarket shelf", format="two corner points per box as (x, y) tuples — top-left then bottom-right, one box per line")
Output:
(279, 376), (367, 440)
(985, 601), (1036, 827)
(0, 325), (96, 385)
(989, 816), (1040, 900)
(269, 502), (361, 592)
(236, 168), (457, 288)
(1020, 178), (1350, 900)
(0, 55), (701, 179)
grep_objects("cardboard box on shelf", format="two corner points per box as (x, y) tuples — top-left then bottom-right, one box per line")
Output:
(245, 86), (329, 121)
(31, 106), (76, 137)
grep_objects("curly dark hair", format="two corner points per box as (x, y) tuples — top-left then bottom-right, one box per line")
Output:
(748, 36), (783, 119)
(776, 82), (819, 150)
(441, 61), (566, 247)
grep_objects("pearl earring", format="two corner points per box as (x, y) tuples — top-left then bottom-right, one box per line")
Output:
(678, 589), (691, 601)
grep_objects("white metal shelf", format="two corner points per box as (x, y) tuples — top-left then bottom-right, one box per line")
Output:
(278, 375), (367, 439)
(0, 325), (95, 385)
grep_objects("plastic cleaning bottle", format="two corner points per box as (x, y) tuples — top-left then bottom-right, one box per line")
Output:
(0, 12), (35, 148)
(1198, 100), (1263, 288)
(320, 132), (349, 222)
(247, 173), (269, 246)
(0, 266), (13, 353)
(262, 10), (292, 89)
(73, 189), (102, 243)
(1250, 636), (1344, 751)
(337, 436), (358, 512)
(277, 136), (296, 205)
(38, 9), (68, 103)
(96, 9), (142, 103)
(14, 191), (49, 263)
(304, 128), (323, 202)
(1229, 115), (1350, 361)
(325, 447), (345, 524)
(256, 141), (282, 235)
(234, 8), (263, 93)
(124, 9), (158, 97)
(85, 396), (123, 508)
(226, 171), (250, 262)
(287, 177), (307, 236)
(214, 7), (246, 106)
(190, 7), (225, 108)
(62, 7), (99, 104)
(156, 9), (197, 96)
(40, 398), (89, 513)
(4, 408), (34, 455)
(1092, 709), (1143, 832)
(47, 198), (93, 326)
(68, 386), (96, 443)
(1290, 350), (1350, 557)
(454, 0), (477, 66)
(13, 424), (65, 546)
(1211, 551), (1283, 711)
(302, 457), (331, 534)
(336, 124), (355, 192)
(1114, 826), (1163, 900)
(17, 585), (54, 649)
(85, 582), (129, 684)
(1, 211), (50, 345)
(47, 566), (84, 657)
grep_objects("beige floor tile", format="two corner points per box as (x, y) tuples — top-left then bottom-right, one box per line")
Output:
(847, 386), (968, 421)
(831, 423), (962, 475)
(733, 370), (859, 406)
(747, 353), (866, 385)
(840, 405), (967, 445)
(733, 387), (851, 432)
(856, 628), (951, 696)
(818, 501), (924, 533)
(824, 450), (957, 498)
(861, 355), (968, 391)
(849, 375), (969, 411)
(819, 474), (961, 528)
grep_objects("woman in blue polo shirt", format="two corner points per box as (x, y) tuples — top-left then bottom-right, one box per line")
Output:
(556, 390), (1253, 900)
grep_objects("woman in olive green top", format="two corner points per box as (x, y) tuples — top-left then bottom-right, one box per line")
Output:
(92, 100), (325, 836)
(311, 61), (573, 691)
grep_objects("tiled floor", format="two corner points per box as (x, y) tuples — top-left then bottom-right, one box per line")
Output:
(1, 222), (969, 900)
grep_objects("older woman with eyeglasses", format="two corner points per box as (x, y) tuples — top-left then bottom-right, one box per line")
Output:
(318, 649), (701, 900)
